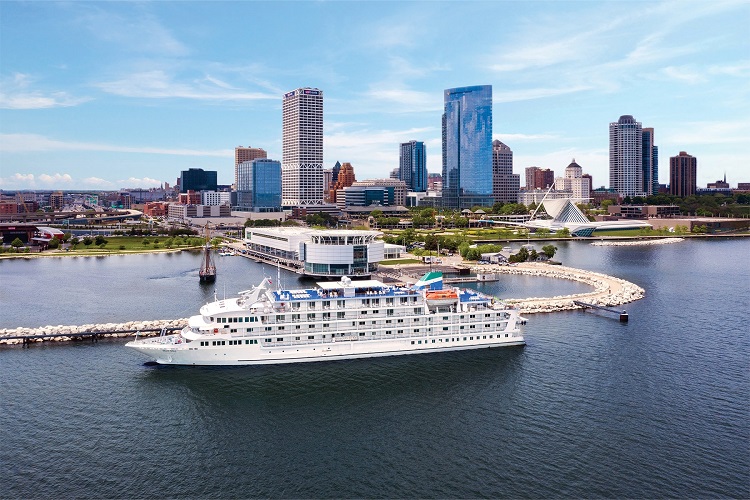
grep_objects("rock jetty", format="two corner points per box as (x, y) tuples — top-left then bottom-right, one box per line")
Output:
(471, 262), (645, 314)
(0, 318), (188, 346)
(1, 263), (645, 345)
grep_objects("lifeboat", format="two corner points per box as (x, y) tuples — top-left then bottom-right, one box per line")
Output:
(424, 289), (459, 306)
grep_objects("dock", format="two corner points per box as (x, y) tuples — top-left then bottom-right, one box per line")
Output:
(573, 300), (629, 322)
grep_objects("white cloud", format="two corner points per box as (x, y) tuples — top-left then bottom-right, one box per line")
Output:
(82, 177), (115, 188)
(118, 177), (162, 188)
(95, 70), (278, 101)
(38, 173), (73, 185)
(0, 133), (232, 157)
(661, 119), (750, 146)
(0, 73), (91, 110)
(74, 5), (189, 56)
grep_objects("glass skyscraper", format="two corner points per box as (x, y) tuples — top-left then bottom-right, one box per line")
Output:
(441, 85), (494, 209)
(237, 159), (282, 212)
(399, 140), (427, 192)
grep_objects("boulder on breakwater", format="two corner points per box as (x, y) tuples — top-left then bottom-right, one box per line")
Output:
(0, 318), (189, 346)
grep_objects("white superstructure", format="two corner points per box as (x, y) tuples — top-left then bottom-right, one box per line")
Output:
(125, 273), (525, 366)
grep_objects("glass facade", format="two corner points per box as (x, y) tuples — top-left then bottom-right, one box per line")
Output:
(180, 168), (217, 193)
(442, 85), (494, 209)
(399, 141), (427, 192)
(237, 159), (282, 211)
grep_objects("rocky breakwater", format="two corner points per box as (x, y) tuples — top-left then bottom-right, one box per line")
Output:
(591, 237), (684, 247)
(473, 262), (645, 314)
(0, 318), (189, 346)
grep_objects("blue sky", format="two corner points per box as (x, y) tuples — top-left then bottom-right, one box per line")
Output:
(1, 0), (748, 191)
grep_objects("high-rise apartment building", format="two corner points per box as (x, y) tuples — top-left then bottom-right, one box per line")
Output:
(234, 146), (267, 188)
(525, 166), (555, 190)
(282, 87), (323, 206)
(492, 140), (520, 203)
(399, 141), (427, 192)
(609, 115), (645, 197)
(237, 158), (282, 211)
(642, 128), (659, 196)
(669, 151), (697, 197)
(442, 85), (494, 209)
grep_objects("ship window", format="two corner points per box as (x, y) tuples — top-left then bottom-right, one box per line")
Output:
(276, 315), (284, 321)
(505, 334), (509, 338)
(414, 308), (421, 314)
(265, 338), (271, 342)
(309, 324), (315, 328)
(323, 312), (330, 319)
(359, 332), (365, 336)
(307, 313), (315, 320)
(400, 298), (407, 304)
(470, 325), (475, 329)
(221, 341), (226, 345)
(415, 329), (420, 333)
(460, 315), (465, 319)
(230, 329), (237, 333)
(485, 324), (490, 328)
(432, 340), (435, 343)
(442, 316), (449, 320)
(463, 337), (467, 341)
(460, 326), (464, 330)
(352, 321), (356, 326)
(308, 335), (314, 340)
(372, 310), (379, 314)
(443, 327), (449, 331)
(296, 326), (301, 329)
(470, 315), (475, 319)
(386, 320), (392, 324)
(470, 337), (473, 340)
(278, 326), (285, 330)
(246, 317), (251, 322)
(485, 314), (490, 318)
(322, 300), (330, 307)
(337, 312), (345, 319)
(277, 338), (283, 342)
(386, 298), (394, 305)
(387, 309), (394, 316)
(483, 336), (487, 339)
(398, 330), (404, 334)
(212, 341), (216, 346)
(295, 336), (300, 340)
(359, 321), (365, 325)
(337, 300), (345, 308)
(418, 340), (422, 344)
(386, 331), (392, 335)
(411, 341), (415, 344)
(245, 340), (249, 344)
(323, 323), (329, 328)
(489, 335), (493, 338)
(397, 319), (404, 323)
(265, 327), (272, 331)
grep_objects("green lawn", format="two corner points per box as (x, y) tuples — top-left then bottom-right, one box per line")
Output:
(379, 258), (423, 265)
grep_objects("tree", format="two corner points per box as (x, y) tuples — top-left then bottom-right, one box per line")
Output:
(47, 238), (60, 249)
(601, 199), (614, 210)
(556, 227), (571, 238)
(62, 232), (72, 243)
(534, 228), (551, 238)
(94, 235), (107, 246)
(541, 244), (558, 259)
(70, 236), (80, 249)
(11, 237), (24, 251)
(83, 236), (93, 247)
(509, 247), (529, 263)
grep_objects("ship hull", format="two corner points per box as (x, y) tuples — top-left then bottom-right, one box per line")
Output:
(126, 334), (525, 366)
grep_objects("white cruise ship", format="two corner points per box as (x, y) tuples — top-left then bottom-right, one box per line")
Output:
(125, 272), (525, 365)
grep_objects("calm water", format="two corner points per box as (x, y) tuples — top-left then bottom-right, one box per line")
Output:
(1, 239), (748, 498)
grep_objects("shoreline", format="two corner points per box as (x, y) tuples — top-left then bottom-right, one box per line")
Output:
(0, 246), (200, 260)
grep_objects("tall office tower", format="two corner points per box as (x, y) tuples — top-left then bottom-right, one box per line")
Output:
(399, 141), (427, 192)
(330, 162), (356, 202)
(442, 85), (494, 209)
(237, 159), (282, 211)
(282, 87), (323, 206)
(609, 115), (645, 197)
(331, 161), (342, 186)
(180, 168), (217, 193)
(492, 140), (520, 203)
(525, 166), (555, 190)
(669, 151), (697, 197)
(642, 128), (659, 196)
(234, 146), (267, 188)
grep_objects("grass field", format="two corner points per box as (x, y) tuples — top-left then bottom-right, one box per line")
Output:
(1, 235), (205, 258)
(379, 258), (422, 265)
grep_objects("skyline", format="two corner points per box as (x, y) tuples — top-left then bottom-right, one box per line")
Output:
(1, 1), (749, 191)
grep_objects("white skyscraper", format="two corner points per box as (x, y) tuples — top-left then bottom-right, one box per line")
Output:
(609, 115), (645, 197)
(282, 88), (323, 206)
